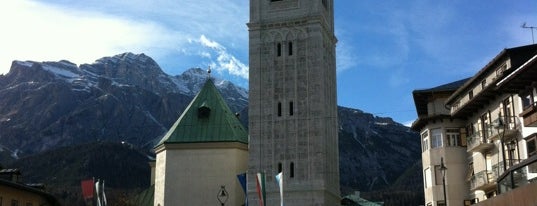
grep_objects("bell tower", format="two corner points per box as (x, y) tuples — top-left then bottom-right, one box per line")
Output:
(247, 0), (339, 205)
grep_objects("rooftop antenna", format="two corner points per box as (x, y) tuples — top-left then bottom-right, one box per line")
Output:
(521, 22), (536, 44)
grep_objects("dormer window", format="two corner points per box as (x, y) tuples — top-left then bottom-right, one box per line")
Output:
(198, 102), (211, 118)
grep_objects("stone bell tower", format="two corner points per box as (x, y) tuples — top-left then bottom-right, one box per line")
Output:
(247, 0), (339, 205)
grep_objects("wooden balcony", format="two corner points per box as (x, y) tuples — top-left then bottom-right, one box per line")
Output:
(521, 103), (537, 127)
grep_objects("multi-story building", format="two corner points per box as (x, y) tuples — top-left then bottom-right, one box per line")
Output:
(412, 44), (537, 206)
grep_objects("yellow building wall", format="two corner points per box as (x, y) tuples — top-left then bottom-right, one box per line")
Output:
(154, 143), (248, 206)
(0, 184), (53, 206)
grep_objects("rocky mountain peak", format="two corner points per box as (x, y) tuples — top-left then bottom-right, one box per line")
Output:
(0, 53), (421, 205)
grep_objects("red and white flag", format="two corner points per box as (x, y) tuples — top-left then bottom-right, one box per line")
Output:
(80, 179), (94, 200)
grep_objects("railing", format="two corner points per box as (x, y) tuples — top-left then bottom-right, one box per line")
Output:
(470, 170), (495, 191)
(521, 102), (537, 127)
(497, 156), (537, 194)
(488, 116), (521, 140)
(467, 130), (494, 152)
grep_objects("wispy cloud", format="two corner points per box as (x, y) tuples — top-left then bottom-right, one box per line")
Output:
(0, 0), (249, 76)
(195, 35), (249, 79)
(0, 0), (187, 74)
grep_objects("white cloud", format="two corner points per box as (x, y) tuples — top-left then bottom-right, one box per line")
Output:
(0, 0), (192, 74)
(194, 35), (249, 79)
(0, 0), (249, 77)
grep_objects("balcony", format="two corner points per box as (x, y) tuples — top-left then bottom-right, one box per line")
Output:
(467, 130), (494, 153)
(497, 156), (537, 194)
(521, 102), (537, 127)
(470, 170), (496, 191)
(488, 116), (521, 141)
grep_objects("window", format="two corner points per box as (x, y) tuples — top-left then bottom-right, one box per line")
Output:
(271, 0), (283, 1)
(446, 128), (461, 147)
(276, 43), (282, 57)
(322, 0), (328, 8)
(481, 79), (487, 89)
(431, 128), (442, 148)
(421, 131), (429, 152)
(527, 136), (536, 157)
(278, 162), (282, 173)
(521, 92), (534, 109)
(424, 168), (432, 188)
(289, 101), (294, 116)
(434, 165), (443, 185)
(288, 42), (293, 56)
(277, 102), (282, 116)
(437, 201), (446, 206)
(197, 104), (211, 118)
(496, 64), (507, 76)
(290, 162), (294, 178)
(469, 90), (474, 99)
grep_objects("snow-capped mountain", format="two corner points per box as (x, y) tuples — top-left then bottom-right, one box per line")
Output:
(0, 53), (248, 155)
(0, 53), (422, 205)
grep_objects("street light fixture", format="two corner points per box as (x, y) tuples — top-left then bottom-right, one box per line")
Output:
(440, 157), (448, 206)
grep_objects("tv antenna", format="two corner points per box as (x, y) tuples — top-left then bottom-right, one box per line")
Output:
(521, 22), (536, 44)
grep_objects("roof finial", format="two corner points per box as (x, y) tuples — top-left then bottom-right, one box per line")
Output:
(207, 66), (212, 79)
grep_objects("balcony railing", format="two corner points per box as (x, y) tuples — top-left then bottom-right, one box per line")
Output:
(467, 130), (494, 152)
(497, 156), (537, 194)
(470, 170), (496, 191)
(488, 116), (521, 140)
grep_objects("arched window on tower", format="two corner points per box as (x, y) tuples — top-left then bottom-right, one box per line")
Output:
(277, 102), (282, 116)
(290, 162), (295, 178)
(289, 101), (294, 116)
(277, 43), (282, 57)
(288, 42), (293, 56)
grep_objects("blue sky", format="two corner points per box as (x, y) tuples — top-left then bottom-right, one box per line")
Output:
(1, 0), (536, 125)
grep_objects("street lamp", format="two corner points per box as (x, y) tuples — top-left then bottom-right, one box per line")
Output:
(440, 157), (448, 206)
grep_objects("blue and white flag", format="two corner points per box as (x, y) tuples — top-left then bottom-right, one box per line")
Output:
(237, 173), (248, 206)
(275, 172), (283, 206)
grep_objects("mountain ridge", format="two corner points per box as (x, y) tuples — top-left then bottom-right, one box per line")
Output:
(0, 53), (422, 205)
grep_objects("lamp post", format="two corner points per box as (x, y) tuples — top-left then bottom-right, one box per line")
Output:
(440, 157), (448, 206)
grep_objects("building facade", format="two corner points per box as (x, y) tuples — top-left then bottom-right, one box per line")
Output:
(412, 44), (537, 206)
(247, 0), (340, 205)
(153, 79), (249, 206)
(0, 169), (60, 206)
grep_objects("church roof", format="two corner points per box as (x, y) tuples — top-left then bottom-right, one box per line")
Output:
(156, 79), (248, 146)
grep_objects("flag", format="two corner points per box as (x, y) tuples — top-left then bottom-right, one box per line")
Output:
(80, 179), (94, 200)
(102, 180), (107, 206)
(237, 173), (248, 206)
(95, 180), (102, 206)
(275, 172), (283, 206)
(95, 179), (107, 206)
(256, 172), (266, 206)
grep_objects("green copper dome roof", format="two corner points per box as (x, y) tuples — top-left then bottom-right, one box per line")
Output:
(156, 79), (248, 146)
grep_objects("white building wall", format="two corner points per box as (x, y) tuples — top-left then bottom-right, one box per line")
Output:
(154, 146), (248, 206)
(421, 118), (469, 206)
